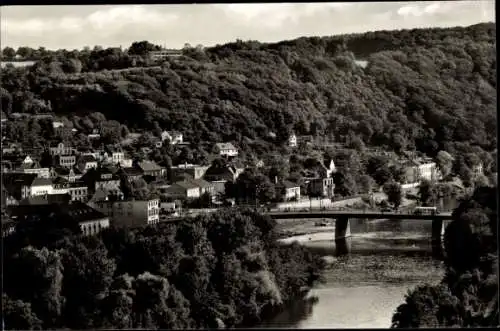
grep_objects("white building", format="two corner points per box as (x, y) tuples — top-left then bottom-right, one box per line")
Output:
(29, 178), (54, 196)
(92, 198), (160, 228)
(49, 142), (75, 156)
(161, 131), (183, 145)
(215, 143), (238, 157)
(289, 133), (297, 148)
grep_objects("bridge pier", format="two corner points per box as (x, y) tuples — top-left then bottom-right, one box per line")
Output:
(431, 219), (445, 259)
(335, 217), (352, 256)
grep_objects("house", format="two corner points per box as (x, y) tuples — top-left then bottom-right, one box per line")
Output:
(113, 198), (160, 227)
(215, 143), (238, 157)
(2, 219), (16, 238)
(14, 159), (50, 178)
(49, 142), (75, 156)
(165, 181), (202, 199)
(50, 166), (83, 183)
(76, 155), (98, 173)
(317, 159), (336, 179)
(52, 121), (64, 129)
(136, 160), (164, 178)
(309, 177), (335, 198)
(170, 164), (209, 181)
(2, 173), (54, 200)
(204, 164), (245, 182)
(279, 181), (301, 201)
(56, 155), (77, 168)
(472, 162), (484, 177)
(161, 131), (183, 145)
(119, 167), (144, 181)
(67, 202), (110, 236)
(402, 159), (440, 184)
(1, 143), (23, 155)
(149, 49), (182, 61)
(81, 167), (121, 194)
(7, 202), (110, 237)
(164, 178), (215, 200)
(18, 193), (72, 206)
(92, 198), (160, 228)
(51, 177), (89, 202)
(289, 133), (297, 148)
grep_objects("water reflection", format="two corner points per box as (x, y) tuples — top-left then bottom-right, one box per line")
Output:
(262, 198), (459, 329)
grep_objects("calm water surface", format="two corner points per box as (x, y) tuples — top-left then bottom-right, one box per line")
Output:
(262, 198), (458, 329)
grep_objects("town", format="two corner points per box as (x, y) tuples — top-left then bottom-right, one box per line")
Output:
(1, 110), (487, 238)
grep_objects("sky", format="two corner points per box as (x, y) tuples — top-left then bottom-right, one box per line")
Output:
(1, 1), (495, 50)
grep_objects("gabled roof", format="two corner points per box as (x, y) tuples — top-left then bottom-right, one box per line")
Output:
(282, 180), (300, 189)
(188, 178), (213, 188)
(31, 178), (53, 187)
(121, 167), (143, 176)
(138, 161), (162, 172)
(174, 180), (201, 190)
(78, 155), (97, 163)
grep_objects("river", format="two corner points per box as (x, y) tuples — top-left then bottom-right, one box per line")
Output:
(260, 198), (459, 329)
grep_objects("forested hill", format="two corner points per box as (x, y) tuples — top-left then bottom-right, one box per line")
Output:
(1, 23), (496, 159)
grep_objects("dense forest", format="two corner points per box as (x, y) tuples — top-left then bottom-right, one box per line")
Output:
(1, 23), (496, 161)
(392, 186), (498, 328)
(2, 208), (325, 329)
(1, 23), (496, 197)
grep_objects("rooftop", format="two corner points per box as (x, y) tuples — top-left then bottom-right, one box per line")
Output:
(216, 142), (237, 150)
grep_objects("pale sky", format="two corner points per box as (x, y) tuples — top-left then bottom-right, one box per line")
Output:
(0, 1), (495, 50)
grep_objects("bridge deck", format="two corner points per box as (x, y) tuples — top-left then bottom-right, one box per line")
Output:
(266, 211), (453, 220)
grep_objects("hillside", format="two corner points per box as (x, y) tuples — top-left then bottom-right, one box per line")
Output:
(1, 23), (496, 162)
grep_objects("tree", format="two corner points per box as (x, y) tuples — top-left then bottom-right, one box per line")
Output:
(436, 150), (454, 179)
(418, 179), (438, 206)
(128, 41), (160, 56)
(358, 174), (376, 194)
(2, 46), (16, 59)
(383, 182), (402, 209)
(3, 294), (43, 330)
(332, 172), (357, 197)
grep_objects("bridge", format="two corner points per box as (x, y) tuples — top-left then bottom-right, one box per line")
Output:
(159, 207), (454, 258)
(265, 209), (453, 258)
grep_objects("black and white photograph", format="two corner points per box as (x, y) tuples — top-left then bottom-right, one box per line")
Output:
(1, 1), (498, 329)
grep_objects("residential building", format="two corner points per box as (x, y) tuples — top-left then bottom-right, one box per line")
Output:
(204, 164), (245, 182)
(161, 131), (183, 144)
(317, 159), (336, 179)
(164, 181), (202, 199)
(136, 160), (164, 178)
(50, 166), (83, 182)
(15, 160), (50, 178)
(92, 198), (160, 228)
(57, 155), (77, 168)
(2, 174), (53, 200)
(7, 202), (110, 237)
(472, 162), (484, 177)
(49, 142), (75, 156)
(51, 177), (89, 202)
(289, 133), (297, 148)
(171, 164), (209, 181)
(279, 181), (301, 201)
(2, 219), (16, 238)
(309, 177), (335, 198)
(164, 178), (214, 200)
(402, 159), (440, 184)
(81, 167), (122, 194)
(149, 49), (182, 61)
(119, 167), (143, 181)
(52, 121), (64, 129)
(76, 155), (98, 173)
(215, 143), (238, 157)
